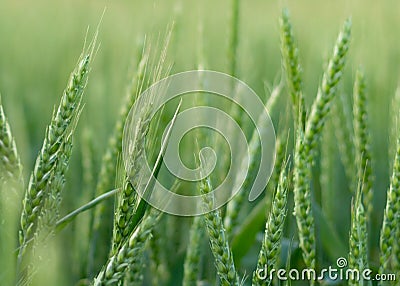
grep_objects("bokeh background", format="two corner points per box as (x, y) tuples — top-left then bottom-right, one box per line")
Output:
(1, 0), (400, 285)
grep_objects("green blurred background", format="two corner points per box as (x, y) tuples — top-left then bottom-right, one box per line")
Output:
(2, 0), (399, 166)
(1, 0), (399, 284)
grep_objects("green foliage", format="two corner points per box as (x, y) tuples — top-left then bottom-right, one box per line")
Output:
(1, 2), (400, 286)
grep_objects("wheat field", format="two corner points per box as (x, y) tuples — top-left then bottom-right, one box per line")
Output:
(0, 1), (400, 285)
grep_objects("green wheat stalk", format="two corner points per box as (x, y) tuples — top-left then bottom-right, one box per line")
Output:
(18, 43), (94, 266)
(348, 183), (370, 286)
(25, 136), (75, 286)
(93, 209), (160, 286)
(111, 178), (139, 254)
(270, 109), (291, 194)
(293, 129), (316, 275)
(0, 95), (24, 286)
(280, 8), (306, 127)
(200, 176), (239, 286)
(389, 86), (400, 171)
(264, 129), (288, 213)
(252, 161), (288, 286)
(304, 18), (351, 154)
(393, 227), (400, 280)
(0, 94), (24, 235)
(379, 137), (400, 276)
(353, 69), (373, 216)
(182, 34), (208, 286)
(387, 86), (400, 283)
(35, 134), (73, 243)
(89, 46), (149, 273)
(112, 28), (172, 254)
(149, 225), (168, 286)
(0, 95), (23, 188)
(293, 18), (351, 274)
(183, 216), (203, 286)
(122, 216), (157, 286)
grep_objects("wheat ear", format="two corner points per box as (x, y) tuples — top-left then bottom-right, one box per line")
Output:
(293, 129), (316, 277)
(280, 8), (306, 127)
(93, 209), (160, 286)
(293, 18), (351, 274)
(0, 95), (23, 188)
(348, 183), (369, 286)
(0, 95), (24, 285)
(305, 18), (351, 154)
(89, 45), (148, 274)
(379, 137), (400, 276)
(353, 69), (373, 216)
(19, 48), (92, 258)
(252, 162), (288, 286)
(201, 177), (239, 286)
